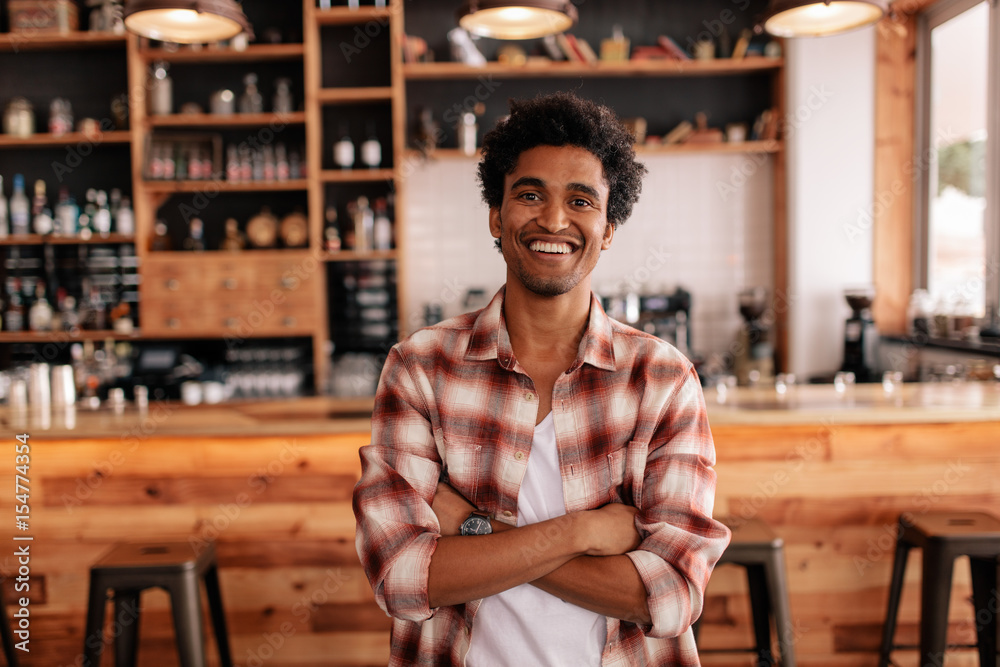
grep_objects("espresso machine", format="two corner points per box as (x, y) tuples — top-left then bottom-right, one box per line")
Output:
(734, 287), (774, 385)
(841, 287), (879, 382)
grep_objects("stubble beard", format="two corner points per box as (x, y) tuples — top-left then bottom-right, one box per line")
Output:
(497, 212), (584, 298)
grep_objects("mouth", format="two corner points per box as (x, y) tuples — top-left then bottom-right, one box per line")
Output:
(528, 240), (575, 255)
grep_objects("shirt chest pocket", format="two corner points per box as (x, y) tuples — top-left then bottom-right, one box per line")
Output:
(441, 438), (483, 502)
(606, 440), (647, 508)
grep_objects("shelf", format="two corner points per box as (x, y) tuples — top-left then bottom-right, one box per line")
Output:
(323, 250), (397, 262)
(0, 330), (139, 343)
(0, 234), (136, 246)
(146, 249), (312, 258)
(137, 43), (305, 63)
(141, 179), (310, 193)
(148, 112), (307, 128)
(406, 141), (782, 161)
(320, 169), (394, 183)
(316, 87), (393, 104)
(315, 7), (392, 26)
(0, 131), (131, 148)
(403, 57), (784, 80)
(0, 31), (125, 52)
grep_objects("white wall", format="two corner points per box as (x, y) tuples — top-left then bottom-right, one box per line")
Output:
(786, 28), (876, 379)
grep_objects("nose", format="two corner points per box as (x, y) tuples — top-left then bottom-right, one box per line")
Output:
(536, 201), (570, 233)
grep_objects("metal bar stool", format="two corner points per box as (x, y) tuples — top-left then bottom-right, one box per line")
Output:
(694, 517), (797, 667)
(1, 584), (19, 667)
(83, 541), (233, 667)
(878, 510), (1000, 667)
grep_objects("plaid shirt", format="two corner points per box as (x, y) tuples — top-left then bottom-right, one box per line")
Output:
(354, 287), (730, 666)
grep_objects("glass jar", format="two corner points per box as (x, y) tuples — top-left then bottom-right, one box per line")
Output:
(3, 98), (35, 138)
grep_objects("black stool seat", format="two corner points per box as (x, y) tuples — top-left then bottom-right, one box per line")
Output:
(695, 517), (796, 667)
(878, 510), (1000, 667)
(83, 541), (233, 667)
(1, 584), (19, 667)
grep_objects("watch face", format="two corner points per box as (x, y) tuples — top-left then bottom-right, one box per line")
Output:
(461, 515), (492, 536)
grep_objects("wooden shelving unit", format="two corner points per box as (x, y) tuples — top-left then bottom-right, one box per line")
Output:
(140, 179), (310, 193)
(402, 56), (783, 80)
(319, 168), (394, 182)
(0, 329), (138, 343)
(136, 43), (305, 63)
(314, 6), (392, 26)
(0, 234), (135, 246)
(408, 141), (783, 162)
(324, 250), (397, 262)
(0, 131), (131, 148)
(0, 31), (125, 51)
(146, 112), (307, 127)
(316, 87), (394, 104)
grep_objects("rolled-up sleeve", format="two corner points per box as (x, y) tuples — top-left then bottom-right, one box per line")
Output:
(353, 346), (443, 622)
(627, 365), (731, 638)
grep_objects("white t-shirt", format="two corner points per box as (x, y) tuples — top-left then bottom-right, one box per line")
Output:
(465, 412), (606, 666)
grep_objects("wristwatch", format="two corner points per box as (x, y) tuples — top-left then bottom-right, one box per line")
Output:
(460, 510), (493, 536)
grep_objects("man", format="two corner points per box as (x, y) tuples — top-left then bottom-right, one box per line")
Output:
(354, 92), (730, 666)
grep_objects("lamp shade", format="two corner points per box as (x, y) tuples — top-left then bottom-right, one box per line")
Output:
(457, 1), (578, 40)
(124, 0), (253, 43)
(761, 0), (888, 37)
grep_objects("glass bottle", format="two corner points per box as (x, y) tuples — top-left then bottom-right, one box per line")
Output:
(93, 190), (112, 237)
(115, 197), (134, 236)
(273, 77), (294, 114)
(10, 174), (30, 236)
(54, 187), (76, 236)
(0, 175), (8, 239)
(275, 143), (290, 181)
(5, 279), (25, 332)
(353, 196), (374, 252)
(31, 179), (53, 235)
(29, 282), (53, 332)
(324, 206), (341, 252)
(183, 218), (206, 251)
(262, 144), (276, 181)
(149, 61), (173, 116)
(240, 73), (264, 114)
(226, 145), (240, 182)
(220, 218), (246, 251)
(150, 220), (172, 251)
(373, 197), (392, 250)
(361, 122), (382, 169)
(334, 123), (355, 169)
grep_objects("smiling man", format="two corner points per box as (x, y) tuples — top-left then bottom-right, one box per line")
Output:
(353, 92), (730, 666)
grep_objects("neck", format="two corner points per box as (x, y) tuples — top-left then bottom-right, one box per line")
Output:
(503, 279), (592, 363)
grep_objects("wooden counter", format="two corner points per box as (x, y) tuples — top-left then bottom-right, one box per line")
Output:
(1, 383), (998, 666)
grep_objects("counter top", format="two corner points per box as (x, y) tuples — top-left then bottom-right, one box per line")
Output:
(705, 380), (1000, 425)
(4, 382), (1000, 438)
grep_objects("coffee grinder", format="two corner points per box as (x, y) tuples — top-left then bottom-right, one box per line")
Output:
(841, 287), (879, 382)
(734, 287), (774, 385)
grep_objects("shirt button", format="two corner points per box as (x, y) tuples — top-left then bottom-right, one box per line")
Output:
(525, 392), (535, 402)
(514, 451), (525, 461)
(503, 510), (513, 518)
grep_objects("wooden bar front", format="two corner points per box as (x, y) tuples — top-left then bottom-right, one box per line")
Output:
(2, 383), (999, 665)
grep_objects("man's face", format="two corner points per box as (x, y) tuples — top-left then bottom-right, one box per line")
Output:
(489, 144), (614, 299)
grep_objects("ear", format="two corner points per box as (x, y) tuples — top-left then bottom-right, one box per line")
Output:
(489, 207), (502, 239)
(601, 222), (615, 250)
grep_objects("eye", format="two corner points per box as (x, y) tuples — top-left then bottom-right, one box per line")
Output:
(571, 197), (592, 208)
(518, 192), (540, 201)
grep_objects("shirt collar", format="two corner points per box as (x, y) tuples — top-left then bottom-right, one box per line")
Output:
(466, 286), (616, 372)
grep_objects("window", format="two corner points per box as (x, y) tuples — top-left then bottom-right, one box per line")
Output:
(916, 0), (999, 322)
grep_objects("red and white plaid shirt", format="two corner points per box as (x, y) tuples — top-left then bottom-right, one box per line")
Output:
(354, 287), (730, 666)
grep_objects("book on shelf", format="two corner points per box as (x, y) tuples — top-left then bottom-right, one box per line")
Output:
(731, 29), (752, 60)
(573, 36), (599, 64)
(657, 35), (691, 60)
(554, 33), (583, 62)
(664, 120), (694, 144)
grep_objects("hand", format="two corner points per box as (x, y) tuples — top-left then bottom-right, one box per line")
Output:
(432, 482), (476, 536)
(579, 503), (641, 557)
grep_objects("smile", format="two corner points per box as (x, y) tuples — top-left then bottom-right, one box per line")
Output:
(528, 241), (574, 254)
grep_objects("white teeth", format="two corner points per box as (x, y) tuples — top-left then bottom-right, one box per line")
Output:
(529, 241), (573, 254)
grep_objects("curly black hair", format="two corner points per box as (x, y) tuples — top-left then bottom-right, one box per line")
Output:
(478, 92), (647, 230)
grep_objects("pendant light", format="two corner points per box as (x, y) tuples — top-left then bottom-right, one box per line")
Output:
(761, 0), (888, 38)
(124, 0), (253, 44)
(457, 1), (578, 40)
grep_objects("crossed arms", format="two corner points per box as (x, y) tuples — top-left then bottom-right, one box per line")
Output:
(428, 481), (651, 624)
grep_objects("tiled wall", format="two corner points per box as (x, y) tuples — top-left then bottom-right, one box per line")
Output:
(401, 151), (774, 363)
